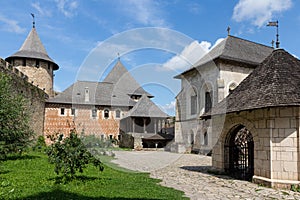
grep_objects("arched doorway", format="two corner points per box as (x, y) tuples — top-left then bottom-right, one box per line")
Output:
(224, 125), (254, 181)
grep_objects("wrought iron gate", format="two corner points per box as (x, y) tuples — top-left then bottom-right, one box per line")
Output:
(225, 126), (254, 181)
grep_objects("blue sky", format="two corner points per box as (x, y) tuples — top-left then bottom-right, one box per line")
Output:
(0, 0), (299, 115)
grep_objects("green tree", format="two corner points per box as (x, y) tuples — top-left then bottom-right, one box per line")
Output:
(47, 130), (104, 182)
(0, 72), (33, 159)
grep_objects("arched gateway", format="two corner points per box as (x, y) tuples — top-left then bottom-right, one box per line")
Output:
(224, 125), (254, 181)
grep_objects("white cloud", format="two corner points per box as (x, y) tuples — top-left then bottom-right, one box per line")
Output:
(0, 15), (25, 34)
(55, 0), (78, 18)
(160, 38), (224, 71)
(160, 100), (176, 115)
(120, 0), (168, 27)
(188, 2), (202, 15)
(31, 2), (52, 17)
(232, 0), (292, 27)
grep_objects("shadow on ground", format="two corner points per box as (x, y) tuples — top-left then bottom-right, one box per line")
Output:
(15, 189), (162, 200)
(180, 165), (233, 180)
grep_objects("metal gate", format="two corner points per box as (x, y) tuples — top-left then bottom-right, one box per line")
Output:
(225, 126), (254, 181)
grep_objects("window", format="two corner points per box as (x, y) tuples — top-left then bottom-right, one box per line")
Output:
(92, 108), (97, 118)
(190, 95), (197, 115)
(229, 82), (237, 94)
(205, 92), (212, 112)
(204, 132), (208, 146)
(115, 110), (121, 118)
(85, 87), (89, 102)
(104, 109), (109, 119)
(22, 59), (26, 66)
(109, 135), (113, 140)
(118, 135), (121, 141)
(35, 60), (40, 68)
(71, 108), (76, 116)
(60, 108), (65, 116)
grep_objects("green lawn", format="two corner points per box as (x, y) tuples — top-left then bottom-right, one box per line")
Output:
(0, 151), (188, 200)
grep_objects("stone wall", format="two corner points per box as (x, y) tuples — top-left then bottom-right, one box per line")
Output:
(11, 57), (54, 96)
(174, 61), (254, 154)
(211, 106), (300, 188)
(0, 58), (46, 136)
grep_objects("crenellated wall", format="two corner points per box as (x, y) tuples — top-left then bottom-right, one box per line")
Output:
(0, 58), (46, 136)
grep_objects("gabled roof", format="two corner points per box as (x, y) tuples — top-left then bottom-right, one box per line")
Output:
(104, 60), (152, 97)
(47, 80), (136, 106)
(201, 49), (300, 118)
(5, 27), (59, 70)
(124, 94), (169, 118)
(175, 36), (273, 78)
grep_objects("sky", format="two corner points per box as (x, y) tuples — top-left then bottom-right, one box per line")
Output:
(0, 0), (299, 116)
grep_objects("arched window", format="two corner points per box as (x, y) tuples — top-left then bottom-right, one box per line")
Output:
(205, 91), (212, 112)
(104, 109), (109, 119)
(204, 132), (208, 146)
(190, 87), (197, 115)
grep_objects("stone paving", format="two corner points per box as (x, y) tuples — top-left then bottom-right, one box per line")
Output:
(112, 151), (300, 200)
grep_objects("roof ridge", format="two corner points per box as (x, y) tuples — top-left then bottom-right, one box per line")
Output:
(227, 35), (273, 49)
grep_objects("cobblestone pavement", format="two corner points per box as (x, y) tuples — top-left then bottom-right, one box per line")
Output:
(112, 151), (300, 200)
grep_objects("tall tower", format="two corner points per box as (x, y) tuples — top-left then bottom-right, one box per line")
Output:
(5, 19), (59, 97)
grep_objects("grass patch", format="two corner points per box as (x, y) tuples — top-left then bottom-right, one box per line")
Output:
(0, 151), (187, 199)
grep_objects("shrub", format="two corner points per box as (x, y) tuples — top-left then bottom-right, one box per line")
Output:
(0, 73), (33, 160)
(46, 130), (104, 182)
(32, 135), (46, 152)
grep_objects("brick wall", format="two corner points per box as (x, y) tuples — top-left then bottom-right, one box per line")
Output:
(44, 103), (124, 143)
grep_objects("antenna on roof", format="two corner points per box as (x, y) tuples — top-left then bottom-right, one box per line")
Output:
(227, 26), (231, 36)
(267, 20), (279, 48)
(31, 13), (35, 28)
(117, 52), (120, 60)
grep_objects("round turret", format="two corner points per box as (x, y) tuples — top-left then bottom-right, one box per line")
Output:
(5, 26), (59, 97)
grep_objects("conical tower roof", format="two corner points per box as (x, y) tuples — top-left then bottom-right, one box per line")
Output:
(5, 27), (59, 70)
(103, 60), (152, 97)
(202, 49), (300, 118)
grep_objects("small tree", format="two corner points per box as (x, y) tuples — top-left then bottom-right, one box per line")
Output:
(0, 73), (33, 159)
(47, 130), (104, 182)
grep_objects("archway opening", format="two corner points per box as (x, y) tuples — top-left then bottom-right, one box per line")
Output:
(224, 125), (254, 181)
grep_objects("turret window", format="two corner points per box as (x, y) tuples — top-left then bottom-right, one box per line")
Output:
(22, 59), (26, 66)
(36, 60), (40, 68)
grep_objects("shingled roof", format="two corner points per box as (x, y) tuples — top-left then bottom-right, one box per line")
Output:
(104, 60), (152, 97)
(175, 36), (273, 78)
(47, 80), (137, 106)
(201, 49), (300, 118)
(48, 61), (152, 106)
(124, 94), (169, 118)
(5, 27), (59, 70)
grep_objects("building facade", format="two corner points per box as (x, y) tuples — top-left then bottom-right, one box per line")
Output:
(203, 49), (300, 188)
(4, 24), (168, 146)
(173, 35), (273, 154)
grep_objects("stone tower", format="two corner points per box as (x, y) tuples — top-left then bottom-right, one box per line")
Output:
(5, 23), (59, 97)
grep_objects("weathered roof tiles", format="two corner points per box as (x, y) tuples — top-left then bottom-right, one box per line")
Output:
(6, 27), (59, 70)
(202, 49), (300, 118)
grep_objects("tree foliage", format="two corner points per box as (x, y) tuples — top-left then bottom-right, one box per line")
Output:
(0, 72), (33, 159)
(47, 130), (104, 182)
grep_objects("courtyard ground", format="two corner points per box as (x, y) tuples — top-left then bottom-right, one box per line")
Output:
(112, 151), (300, 200)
